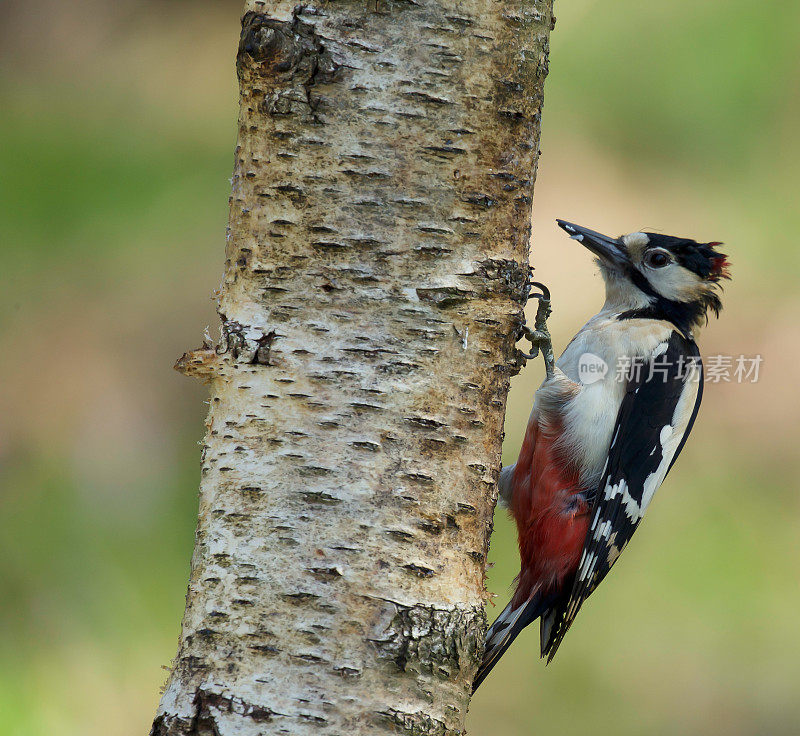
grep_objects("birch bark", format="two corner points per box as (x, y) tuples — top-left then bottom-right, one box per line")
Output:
(152, 1), (553, 734)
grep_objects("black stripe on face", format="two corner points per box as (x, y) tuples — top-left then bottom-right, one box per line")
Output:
(620, 267), (705, 336)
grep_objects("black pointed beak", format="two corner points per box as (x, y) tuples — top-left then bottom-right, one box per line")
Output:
(556, 219), (628, 268)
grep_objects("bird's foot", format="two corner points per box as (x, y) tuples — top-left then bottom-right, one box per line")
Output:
(516, 280), (555, 379)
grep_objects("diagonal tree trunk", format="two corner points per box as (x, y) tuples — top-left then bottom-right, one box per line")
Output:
(152, 1), (553, 734)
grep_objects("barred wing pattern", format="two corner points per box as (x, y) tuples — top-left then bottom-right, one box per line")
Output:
(541, 331), (703, 660)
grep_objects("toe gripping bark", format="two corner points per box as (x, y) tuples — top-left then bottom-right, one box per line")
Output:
(517, 279), (554, 379)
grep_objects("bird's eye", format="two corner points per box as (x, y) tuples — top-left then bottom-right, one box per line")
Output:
(645, 250), (671, 268)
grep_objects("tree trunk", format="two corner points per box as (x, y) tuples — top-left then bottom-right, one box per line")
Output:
(152, 1), (552, 734)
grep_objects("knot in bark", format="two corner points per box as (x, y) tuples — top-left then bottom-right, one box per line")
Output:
(238, 12), (304, 79)
(237, 11), (340, 90)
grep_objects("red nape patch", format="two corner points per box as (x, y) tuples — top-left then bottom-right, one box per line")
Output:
(709, 251), (731, 281)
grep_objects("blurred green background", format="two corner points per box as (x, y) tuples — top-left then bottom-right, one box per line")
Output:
(1, 1), (798, 734)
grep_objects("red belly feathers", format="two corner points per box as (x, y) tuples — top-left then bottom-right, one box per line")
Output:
(509, 417), (590, 607)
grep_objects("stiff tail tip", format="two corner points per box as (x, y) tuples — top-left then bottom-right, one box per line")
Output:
(472, 593), (546, 693)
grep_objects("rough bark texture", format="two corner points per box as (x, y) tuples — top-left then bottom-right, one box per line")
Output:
(153, 0), (553, 734)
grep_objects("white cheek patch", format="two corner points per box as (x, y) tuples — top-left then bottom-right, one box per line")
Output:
(646, 263), (705, 303)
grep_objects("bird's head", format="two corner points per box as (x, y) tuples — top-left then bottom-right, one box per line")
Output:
(557, 219), (729, 333)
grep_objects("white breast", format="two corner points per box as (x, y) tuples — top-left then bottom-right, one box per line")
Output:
(550, 314), (675, 488)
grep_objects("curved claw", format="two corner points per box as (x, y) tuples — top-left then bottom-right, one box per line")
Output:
(528, 280), (551, 302)
(517, 280), (555, 379)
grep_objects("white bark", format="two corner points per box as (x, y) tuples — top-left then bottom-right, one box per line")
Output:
(153, 1), (553, 734)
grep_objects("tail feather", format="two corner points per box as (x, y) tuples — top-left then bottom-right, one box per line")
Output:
(473, 591), (552, 693)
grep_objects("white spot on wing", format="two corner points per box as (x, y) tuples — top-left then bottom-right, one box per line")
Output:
(639, 383), (700, 513)
(652, 341), (669, 358)
(595, 520), (612, 540)
(578, 551), (597, 580)
(602, 479), (642, 520)
(604, 479), (624, 500)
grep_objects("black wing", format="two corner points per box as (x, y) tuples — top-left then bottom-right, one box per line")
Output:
(542, 331), (703, 660)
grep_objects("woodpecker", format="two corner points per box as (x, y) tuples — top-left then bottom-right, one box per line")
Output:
(473, 220), (729, 691)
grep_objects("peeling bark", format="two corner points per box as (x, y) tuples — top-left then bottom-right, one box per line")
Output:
(153, 0), (553, 733)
